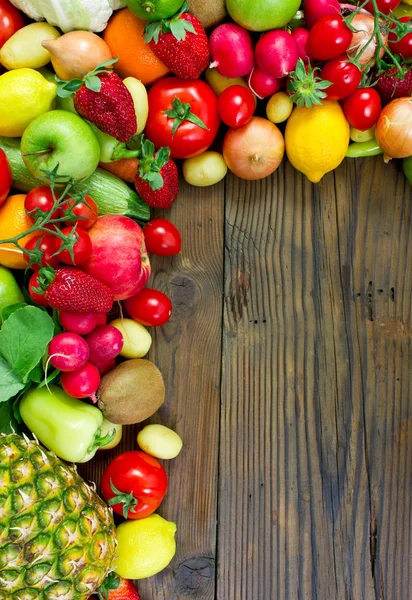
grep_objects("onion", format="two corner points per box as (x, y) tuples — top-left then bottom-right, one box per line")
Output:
(347, 13), (388, 68)
(375, 97), (412, 161)
(42, 31), (112, 80)
(222, 117), (285, 180)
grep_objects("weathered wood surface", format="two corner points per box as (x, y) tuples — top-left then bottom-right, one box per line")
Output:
(82, 157), (412, 599)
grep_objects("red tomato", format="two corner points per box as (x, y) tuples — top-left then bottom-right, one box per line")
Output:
(24, 234), (60, 271)
(366, 0), (400, 14)
(145, 77), (220, 159)
(101, 451), (168, 519)
(24, 186), (59, 220)
(218, 85), (255, 128)
(321, 57), (362, 101)
(307, 15), (352, 61)
(343, 88), (382, 130)
(59, 196), (98, 229)
(124, 288), (172, 327)
(388, 17), (412, 59)
(0, 149), (11, 204)
(28, 272), (48, 307)
(0, 0), (24, 51)
(143, 218), (182, 256)
(54, 227), (92, 265)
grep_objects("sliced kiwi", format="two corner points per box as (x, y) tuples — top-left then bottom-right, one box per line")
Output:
(97, 358), (165, 424)
(189, 0), (227, 29)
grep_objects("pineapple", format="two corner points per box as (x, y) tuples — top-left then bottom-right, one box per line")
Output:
(0, 434), (116, 600)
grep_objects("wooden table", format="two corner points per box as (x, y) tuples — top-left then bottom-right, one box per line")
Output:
(81, 156), (412, 599)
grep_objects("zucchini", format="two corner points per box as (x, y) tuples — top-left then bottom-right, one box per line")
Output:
(0, 137), (150, 222)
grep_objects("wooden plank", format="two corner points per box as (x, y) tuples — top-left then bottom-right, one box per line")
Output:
(218, 158), (412, 599)
(80, 178), (225, 599)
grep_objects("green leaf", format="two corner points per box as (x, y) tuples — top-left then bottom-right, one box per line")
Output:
(0, 306), (54, 383)
(155, 146), (171, 168)
(28, 362), (43, 384)
(144, 21), (162, 43)
(0, 303), (26, 324)
(0, 398), (21, 434)
(0, 357), (25, 404)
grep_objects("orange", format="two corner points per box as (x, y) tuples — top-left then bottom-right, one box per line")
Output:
(0, 194), (36, 269)
(103, 8), (169, 85)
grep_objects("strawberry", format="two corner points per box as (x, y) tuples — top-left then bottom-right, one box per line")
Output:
(144, 1), (209, 79)
(375, 67), (412, 105)
(134, 136), (179, 209)
(56, 59), (137, 142)
(93, 573), (141, 600)
(38, 267), (114, 314)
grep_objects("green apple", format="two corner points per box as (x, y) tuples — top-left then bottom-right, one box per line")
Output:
(21, 110), (100, 183)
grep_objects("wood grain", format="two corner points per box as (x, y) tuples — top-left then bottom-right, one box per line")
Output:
(218, 158), (412, 600)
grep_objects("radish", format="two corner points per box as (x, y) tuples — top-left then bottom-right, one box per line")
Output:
(255, 30), (299, 79)
(48, 333), (89, 372)
(209, 23), (255, 78)
(82, 215), (151, 300)
(85, 325), (124, 364)
(249, 67), (282, 99)
(304, 0), (341, 28)
(61, 362), (101, 401)
(92, 357), (116, 375)
(59, 311), (98, 335)
(292, 28), (309, 62)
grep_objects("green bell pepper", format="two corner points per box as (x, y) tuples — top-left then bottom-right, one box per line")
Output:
(346, 139), (383, 158)
(20, 384), (114, 463)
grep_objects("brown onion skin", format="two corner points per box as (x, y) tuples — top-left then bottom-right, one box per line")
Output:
(223, 117), (285, 180)
(347, 14), (388, 68)
(376, 98), (412, 160)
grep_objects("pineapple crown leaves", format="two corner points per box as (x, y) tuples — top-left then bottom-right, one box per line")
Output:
(56, 57), (119, 98)
(144, 1), (195, 43)
(287, 59), (332, 109)
(138, 134), (171, 191)
(97, 572), (121, 600)
(164, 96), (209, 137)
(108, 480), (138, 519)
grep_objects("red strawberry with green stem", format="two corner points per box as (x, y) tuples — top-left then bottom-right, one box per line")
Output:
(375, 66), (412, 104)
(134, 136), (179, 209)
(144, 1), (210, 79)
(93, 572), (141, 600)
(56, 59), (137, 142)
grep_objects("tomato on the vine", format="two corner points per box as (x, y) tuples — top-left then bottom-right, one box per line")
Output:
(145, 77), (220, 159)
(388, 17), (412, 59)
(24, 234), (60, 271)
(24, 186), (59, 220)
(366, 0), (401, 14)
(101, 451), (168, 519)
(28, 272), (48, 307)
(0, 0), (24, 51)
(321, 57), (362, 101)
(218, 85), (256, 128)
(343, 88), (382, 131)
(54, 227), (92, 265)
(144, 218), (182, 256)
(124, 287), (172, 327)
(59, 196), (98, 229)
(307, 15), (352, 61)
(0, 149), (11, 204)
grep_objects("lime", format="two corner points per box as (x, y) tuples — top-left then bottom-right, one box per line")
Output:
(114, 514), (177, 579)
(0, 69), (56, 137)
(126, 0), (184, 21)
(226, 0), (301, 31)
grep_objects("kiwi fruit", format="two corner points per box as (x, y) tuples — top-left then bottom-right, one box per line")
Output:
(97, 358), (165, 424)
(189, 0), (227, 29)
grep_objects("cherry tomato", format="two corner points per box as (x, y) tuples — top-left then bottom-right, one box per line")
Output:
(59, 195), (98, 229)
(101, 451), (168, 519)
(54, 227), (92, 265)
(343, 88), (382, 131)
(24, 186), (59, 220)
(124, 288), (172, 327)
(0, 0), (24, 51)
(388, 17), (412, 59)
(218, 85), (256, 128)
(366, 0), (400, 14)
(321, 57), (362, 101)
(145, 77), (220, 159)
(0, 149), (11, 204)
(28, 272), (48, 307)
(143, 218), (182, 256)
(24, 234), (60, 271)
(307, 15), (352, 61)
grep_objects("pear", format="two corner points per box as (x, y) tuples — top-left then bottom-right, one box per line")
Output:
(0, 23), (60, 70)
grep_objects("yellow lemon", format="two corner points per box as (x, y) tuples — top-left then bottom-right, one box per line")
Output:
(0, 69), (56, 137)
(114, 514), (177, 579)
(285, 100), (350, 183)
